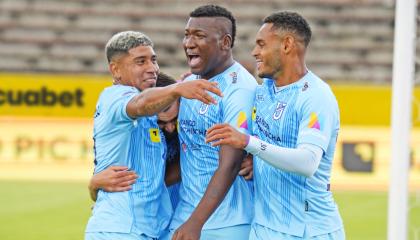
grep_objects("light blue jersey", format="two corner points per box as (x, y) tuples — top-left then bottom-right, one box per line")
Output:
(85, 85), (172, 238)
(170, 62), (257, 230)
(164, 135), (181, 209)
(252, 71), (343, 238)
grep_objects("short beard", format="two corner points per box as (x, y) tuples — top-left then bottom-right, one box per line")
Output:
(163, 130), (178, 141)
(258, 72), (272, 79)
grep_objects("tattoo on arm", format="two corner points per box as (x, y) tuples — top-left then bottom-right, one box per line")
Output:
(130, 87), (178, 117)
(141, 98), (174, 115)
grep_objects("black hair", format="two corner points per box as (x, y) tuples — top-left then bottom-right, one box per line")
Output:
(105, 31), (153, 63)
(263, 11), (312, 47)
(190, 4), (236, 48)
(156, 72), (177, 87)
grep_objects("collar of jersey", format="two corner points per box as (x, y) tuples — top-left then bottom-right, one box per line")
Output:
(192, 61), (239, 82)
(263, 70), (312, 100)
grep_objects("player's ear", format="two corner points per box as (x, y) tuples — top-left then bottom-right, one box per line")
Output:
(282, 35), (295, 54)
(109, 61), (121, 81)
(221, 34), (232, 51)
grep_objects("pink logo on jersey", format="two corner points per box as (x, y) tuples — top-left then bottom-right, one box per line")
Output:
(237, 111), (248, 130)
(308, 112), (321, 130)
(182, 143), (187, 152)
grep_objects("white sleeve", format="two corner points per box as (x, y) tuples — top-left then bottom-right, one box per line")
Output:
(244, 136), (323, 177)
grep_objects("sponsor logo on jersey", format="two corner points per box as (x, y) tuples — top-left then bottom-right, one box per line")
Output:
(230, 72), (238, 84)
(237, 111), (248, 130)
(149, 128), (161, 143)
(302, 82), (309, 91)
(182, 142), (187, 152)
(308, 112), (321, 130)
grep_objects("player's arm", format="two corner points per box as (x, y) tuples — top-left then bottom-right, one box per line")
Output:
(244, 137), (322, 177)
(88, 166), (138, 201)
(126, 80), (222, 118)
(206, 124), (323, 177)
(173, 86), (253, 240)
(172, 145), (244, 240)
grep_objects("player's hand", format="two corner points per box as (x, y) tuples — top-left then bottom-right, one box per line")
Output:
(239, 154), (253, 180)
(91, 166), (138, 192)
(175, 79), (222, 105)
(179, 72), (192, 82)
(172, 220), (202, 240)
(206, 123), (248, 149)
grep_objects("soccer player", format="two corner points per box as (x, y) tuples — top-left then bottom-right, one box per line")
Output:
(88, 72), (254, 209)
(87, 72), (182, 209)
(168, 5), (258, 240)
(85, 31), (222, 240)
(206, 11), (345, 240)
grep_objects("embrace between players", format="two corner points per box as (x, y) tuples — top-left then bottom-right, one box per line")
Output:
(85, 4), (345, 240)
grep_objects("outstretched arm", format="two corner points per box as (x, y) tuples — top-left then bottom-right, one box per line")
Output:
(127, 80), (222, 118)
(206, 124), (323, 177)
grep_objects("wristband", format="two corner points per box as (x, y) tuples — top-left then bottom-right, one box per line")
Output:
(244, 134), (250, 148)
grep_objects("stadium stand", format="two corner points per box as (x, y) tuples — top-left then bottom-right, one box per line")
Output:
(0, 0), (419, 83)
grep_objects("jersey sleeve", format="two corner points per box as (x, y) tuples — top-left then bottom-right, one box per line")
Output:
(221, 86), (255, 135)
(296, 91), (337, 152)
(106, 87), (138, 124)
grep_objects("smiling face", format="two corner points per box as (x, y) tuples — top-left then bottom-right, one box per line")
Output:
(110, 45), (159, 91)
(251, 23), (284, 80)
(183, 17), (228, 79)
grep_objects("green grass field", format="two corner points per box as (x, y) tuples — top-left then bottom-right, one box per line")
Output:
(0, 180), (419, 240)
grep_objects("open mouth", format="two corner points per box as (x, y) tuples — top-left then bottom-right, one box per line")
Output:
(187, 54), (202, 68)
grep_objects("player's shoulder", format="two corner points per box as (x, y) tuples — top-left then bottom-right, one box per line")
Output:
(297, 71), (338, 110)
(183, 74), (197, 82)
(98, 85), (138, 108)
(102, 84), (137, 99)
(299, 71), (335, 99)
(223, 62), (258, 92)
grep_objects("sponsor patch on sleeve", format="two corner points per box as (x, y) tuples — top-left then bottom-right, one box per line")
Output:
(237, 111), (248, 130)
(149, 128), (161, 143)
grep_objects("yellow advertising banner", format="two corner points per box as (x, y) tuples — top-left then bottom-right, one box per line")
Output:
(332, 84), (420, 127)
(0, 73), (110, 118)
(334, 126), (420, 190)
(1, 73), (420, 127)
(0, 118), (419, 191)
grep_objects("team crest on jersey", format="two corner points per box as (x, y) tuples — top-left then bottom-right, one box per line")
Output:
(199, 103), (209, 115)
(230, 72), (238, 83)
(273, 102), (287, 120)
